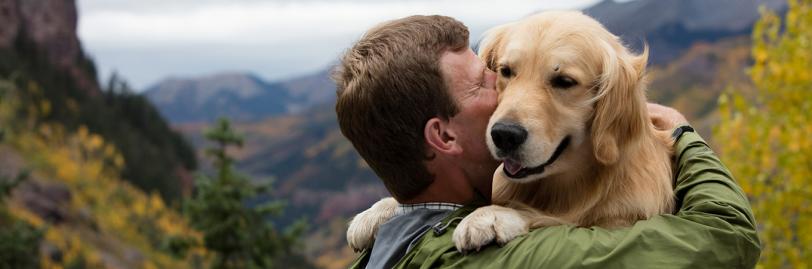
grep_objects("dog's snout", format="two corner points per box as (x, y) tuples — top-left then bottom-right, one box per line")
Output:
(491, 123), (528, 153)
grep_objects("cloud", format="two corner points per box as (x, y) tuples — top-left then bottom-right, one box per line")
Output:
(77, 0), (600, 90)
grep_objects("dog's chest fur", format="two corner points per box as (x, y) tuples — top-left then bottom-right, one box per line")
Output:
(493, 130), (675, 228)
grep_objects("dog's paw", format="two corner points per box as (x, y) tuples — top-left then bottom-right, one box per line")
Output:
(346, 197), (399, 252)
(452, 205), (528, 253)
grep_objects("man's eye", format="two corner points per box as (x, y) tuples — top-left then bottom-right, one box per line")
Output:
(551, 75), (577, 89)
(499, 66), (513, 78)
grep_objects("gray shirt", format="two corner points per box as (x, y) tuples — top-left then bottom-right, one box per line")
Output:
(365, 204), (461, 269)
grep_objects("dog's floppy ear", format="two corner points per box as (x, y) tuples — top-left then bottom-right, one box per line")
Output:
(477, 24), (512, 71)
(590, 41), (649, 165)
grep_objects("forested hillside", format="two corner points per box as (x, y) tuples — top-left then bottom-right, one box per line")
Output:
(0, 0), (311, 267)
(0, 0), (196, 200)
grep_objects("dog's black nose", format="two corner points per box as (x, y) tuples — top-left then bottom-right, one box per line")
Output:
(491, 123), (527, 153)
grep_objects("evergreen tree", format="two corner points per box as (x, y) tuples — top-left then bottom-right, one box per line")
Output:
(185, 118), (305, 269)
(715, 0), (812, 267)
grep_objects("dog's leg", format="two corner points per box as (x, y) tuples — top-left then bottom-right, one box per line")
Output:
(453, 203), (572, 252)
(452, 205), (529, 252)
(346, 197), (399, 252)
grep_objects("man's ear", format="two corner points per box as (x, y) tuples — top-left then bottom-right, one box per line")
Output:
(424, 118), (462, 155)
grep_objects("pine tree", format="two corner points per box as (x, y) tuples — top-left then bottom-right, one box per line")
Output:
(185, 118), (304, 269)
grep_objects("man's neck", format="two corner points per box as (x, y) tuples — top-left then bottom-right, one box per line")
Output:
(405, 153), (494, 206)
(400, 172), (488, 206)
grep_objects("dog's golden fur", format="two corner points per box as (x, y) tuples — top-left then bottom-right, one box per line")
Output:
(452, 11), (675, 250)
(346, 11), (676, 252)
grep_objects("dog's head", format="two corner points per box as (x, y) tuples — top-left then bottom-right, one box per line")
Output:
(480, 11), (649, 183)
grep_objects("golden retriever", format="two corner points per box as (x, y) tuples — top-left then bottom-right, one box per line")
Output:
(347, 10), (676, 253)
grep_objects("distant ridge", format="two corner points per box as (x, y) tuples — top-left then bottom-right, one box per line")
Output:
(583, 0), (786, 64)
(144, 70), (335, 123)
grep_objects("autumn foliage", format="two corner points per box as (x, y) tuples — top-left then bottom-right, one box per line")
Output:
(715, 0), (812, 267)
(0, 78), (209, 268)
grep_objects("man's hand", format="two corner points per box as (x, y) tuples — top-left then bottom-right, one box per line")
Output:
(647, 103), (689, 131)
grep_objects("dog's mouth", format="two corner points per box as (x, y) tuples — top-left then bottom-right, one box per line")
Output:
(502, 136), (571, 179)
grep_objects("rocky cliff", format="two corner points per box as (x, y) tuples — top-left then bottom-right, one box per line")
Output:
(0, 0), (99, 95)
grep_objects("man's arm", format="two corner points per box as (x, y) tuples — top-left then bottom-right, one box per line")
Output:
(395, 130), (761, 269)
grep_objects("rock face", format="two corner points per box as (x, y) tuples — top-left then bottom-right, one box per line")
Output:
(0, 0), (20, 48)
(0, 0), (99, 95)
(17, 0), (81, 69)
(15, 179), (73, 224)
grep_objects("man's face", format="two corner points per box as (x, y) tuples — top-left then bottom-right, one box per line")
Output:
(440, 48), (501, 194)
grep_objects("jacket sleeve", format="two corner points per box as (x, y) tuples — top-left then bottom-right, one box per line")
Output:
(398, 131), (762, 269)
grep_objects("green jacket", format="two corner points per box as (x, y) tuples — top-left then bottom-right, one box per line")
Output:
(351, 131), (761, 268)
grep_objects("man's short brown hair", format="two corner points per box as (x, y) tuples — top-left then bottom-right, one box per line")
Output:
(333, 15), (469, 201)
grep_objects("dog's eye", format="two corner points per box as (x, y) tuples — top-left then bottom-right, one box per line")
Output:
(499, 66), (513, 78)
(551, 75), (577, 89)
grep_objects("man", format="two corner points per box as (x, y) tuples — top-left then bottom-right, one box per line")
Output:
(334, 15), (760, 268)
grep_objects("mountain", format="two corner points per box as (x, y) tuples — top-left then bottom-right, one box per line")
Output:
(279, 68), (336, 114)
(174, 103), (386, 222)
(583, 0), (786, 64)
(647, 36), (754, 138)
(145, 69), (336, 123)
(151, 0), (777, 267)
(140, 0), (787, 122)
(145, 0), (788, 126)
(220, 36), (754, 264)
(173, 103), (386, 269)
(145, 73), (289, 123)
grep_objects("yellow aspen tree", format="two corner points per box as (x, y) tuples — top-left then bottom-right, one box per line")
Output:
(715, 0), (812, 268)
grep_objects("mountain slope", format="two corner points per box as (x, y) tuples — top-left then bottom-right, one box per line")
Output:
(145, 73), (291, 123)
(174, 104), (386, 224)
(1, 1), (211, 267)
(584, 0), (785, 64)
(0, 0), (196, 203)
(647, 36), (754, 139)
(145, 69), (337, 123)
(280, 68), (336, 114)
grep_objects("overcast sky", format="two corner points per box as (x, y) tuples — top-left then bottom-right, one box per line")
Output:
(77, 0), (604, 91)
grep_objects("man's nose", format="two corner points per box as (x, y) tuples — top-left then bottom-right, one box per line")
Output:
(491, 122), (527, 153)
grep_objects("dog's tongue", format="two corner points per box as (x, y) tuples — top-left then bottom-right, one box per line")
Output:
(503, 159), (523, 176)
